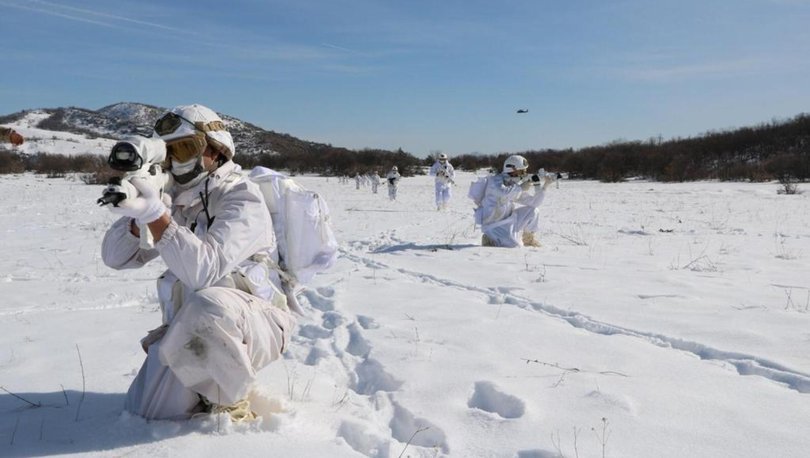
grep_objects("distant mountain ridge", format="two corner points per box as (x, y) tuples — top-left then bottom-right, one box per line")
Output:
(0, 102), (326, 157)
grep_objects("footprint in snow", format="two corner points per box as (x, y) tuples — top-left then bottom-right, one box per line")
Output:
(389, 400), (449, 454)
(301, 288), (335, 312)
(357, 315), (379, 330)
(468, 381), (526, 419)
(337, 420), (392, 457)
(346, 322), (372, 358)
(584, 390), (636, 415)
(321, 310), (345, 329)
(297, 323), (332, 340)
(352, 358), (403, 395)
(303, 345), (331, 366)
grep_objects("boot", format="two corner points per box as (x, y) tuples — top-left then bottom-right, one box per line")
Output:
(522, 231), (541, 247)
(209, 398), (257, 422)
(481, 233), (497, 247)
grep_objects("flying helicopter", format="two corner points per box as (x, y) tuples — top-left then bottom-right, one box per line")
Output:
(516, 108), (529, 114)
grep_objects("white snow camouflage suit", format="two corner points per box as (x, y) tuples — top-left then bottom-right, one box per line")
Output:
(479, 172), (546, 247)
(428, 160), (455, 208)
(102, 161), (295, 420)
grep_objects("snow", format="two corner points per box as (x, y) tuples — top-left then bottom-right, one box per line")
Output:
(5, 111), (116, 157)
(2, 171), (810, 457)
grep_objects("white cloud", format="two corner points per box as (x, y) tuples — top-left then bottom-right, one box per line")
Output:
(1, 0), (195, 34)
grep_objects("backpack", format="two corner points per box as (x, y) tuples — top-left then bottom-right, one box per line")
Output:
(248, 167), (338, 285)
(468, 176), (489, 226)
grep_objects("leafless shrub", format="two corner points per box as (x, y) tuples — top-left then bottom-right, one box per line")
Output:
(777, 179), (801, 195)
(592, 417), (611, 458)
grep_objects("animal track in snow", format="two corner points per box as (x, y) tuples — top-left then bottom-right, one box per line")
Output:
(467, 381), (526, 419)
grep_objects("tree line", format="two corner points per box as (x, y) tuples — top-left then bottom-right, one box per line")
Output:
(452, 113), (810, 182)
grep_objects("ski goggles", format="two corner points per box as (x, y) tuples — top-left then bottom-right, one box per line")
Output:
(154, 112), (226, 137)
(165, 132), (208, 163)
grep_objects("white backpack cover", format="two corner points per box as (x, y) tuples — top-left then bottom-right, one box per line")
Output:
(248, 167), (338, 284)
(468, 176), (489, 226)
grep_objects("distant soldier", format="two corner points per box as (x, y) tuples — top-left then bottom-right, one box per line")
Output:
(0, 127), (24, 145)
(428, 153), (455, 210)
(370, 171), (381, 194)
(386, 166), (401, 201)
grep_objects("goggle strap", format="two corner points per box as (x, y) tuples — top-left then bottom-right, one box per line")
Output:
(156, 112), (226, 135)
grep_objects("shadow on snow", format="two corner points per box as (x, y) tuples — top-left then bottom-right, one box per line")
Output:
(372, 243), (479, 254)
(0, 390), (193, 457)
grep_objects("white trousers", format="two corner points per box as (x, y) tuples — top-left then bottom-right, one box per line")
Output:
(125, 287), (295, 420)
(482, 206), (541, 248)
(388, 185), (397, 200)
(434, 182), (451, 206)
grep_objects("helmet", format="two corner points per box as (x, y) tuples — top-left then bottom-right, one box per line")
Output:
(503, 155), (529, 174)
(154, 104), (235, 160)
(392, 165), (398, 171)
(438, 153), (448, 161)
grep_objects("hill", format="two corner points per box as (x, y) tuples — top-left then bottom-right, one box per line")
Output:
(0, 102), (340, 159)
(0, 103), (426, 176)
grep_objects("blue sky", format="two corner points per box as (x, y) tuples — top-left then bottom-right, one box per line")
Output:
(2, 0), (809, 157)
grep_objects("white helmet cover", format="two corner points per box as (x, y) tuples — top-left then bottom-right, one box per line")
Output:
(503, 154), (529, 173)
(156, 104), (235, 160)
(438, 153), (448, 160)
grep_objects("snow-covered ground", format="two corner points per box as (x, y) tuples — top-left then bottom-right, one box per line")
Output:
(2, 171), (810, 457)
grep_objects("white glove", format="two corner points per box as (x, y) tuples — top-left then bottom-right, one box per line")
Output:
(542, 175), (554, 190)
(521, 179), (533, 191)
(105, 176), (167, 225)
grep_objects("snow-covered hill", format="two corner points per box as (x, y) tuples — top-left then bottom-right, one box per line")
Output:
(1, 171), (810, 457)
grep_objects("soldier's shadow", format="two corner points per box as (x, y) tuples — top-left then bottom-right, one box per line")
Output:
(0, 390), (194, 457)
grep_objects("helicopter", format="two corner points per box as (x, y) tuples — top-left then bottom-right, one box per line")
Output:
(516, 108), (529, 114)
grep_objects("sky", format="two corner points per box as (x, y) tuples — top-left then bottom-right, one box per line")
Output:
(2, 0), (810, 157)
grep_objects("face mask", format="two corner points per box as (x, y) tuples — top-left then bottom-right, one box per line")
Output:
(171, 156), (206, 187)
(504, 174), (521, 186)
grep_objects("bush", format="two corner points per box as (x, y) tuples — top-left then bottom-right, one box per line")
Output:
(0, 150), (25, 174)
(777, 177), (802, 195)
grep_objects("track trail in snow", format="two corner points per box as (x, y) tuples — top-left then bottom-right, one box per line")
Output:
(289, 282), (450, 456)
(339, 248), (810, 395)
